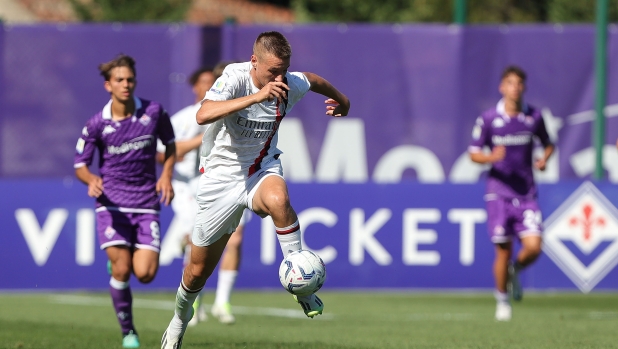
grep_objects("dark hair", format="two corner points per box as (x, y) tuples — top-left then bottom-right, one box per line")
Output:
(98, 54), (136, 81)
(213, 61), (240, 80)
(501, 65), (526, 82)
(253, 31), (292, 60)
(188, 67), (213, 86)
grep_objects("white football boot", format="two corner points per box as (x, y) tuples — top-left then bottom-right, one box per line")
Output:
(161, 308), (193, 349)
(495, 302), (512, 321)
(211, 302), (236, 324)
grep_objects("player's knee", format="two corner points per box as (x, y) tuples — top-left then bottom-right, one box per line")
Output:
(111, 264), (132, 280)
(523, 237), (543, 257)
(186, 261), (212, 280)
(264, 191), (291, 214)
(136, 272), (156, 284)
(528, 244), (543, 258)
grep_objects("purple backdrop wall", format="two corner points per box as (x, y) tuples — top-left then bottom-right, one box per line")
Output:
(2, 24), (618, 291)
(2, 24), (618, 181)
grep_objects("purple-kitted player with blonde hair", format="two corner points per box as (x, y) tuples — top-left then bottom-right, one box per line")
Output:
(74, 54), (176, 348)
(469, 65), (554, 322)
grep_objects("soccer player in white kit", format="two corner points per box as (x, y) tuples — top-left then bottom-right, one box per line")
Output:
(161, 31), (350, 348)
(158, 65), (250, 326)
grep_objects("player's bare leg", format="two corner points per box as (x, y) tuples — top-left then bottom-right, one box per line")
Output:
(493, 242), (512, 321)
(252, 175), (323, 318)
(162, 235), (231, 349)
(515, 235), (542, 268)
(106, 246), (140, 347)
(212, 226), (243, 324)
(509, 235), (542, 302)
(132, 249), (159, 283)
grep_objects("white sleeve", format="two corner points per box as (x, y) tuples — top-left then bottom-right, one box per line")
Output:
(287, 72), (311, 107)
(204, 67), (241, 102)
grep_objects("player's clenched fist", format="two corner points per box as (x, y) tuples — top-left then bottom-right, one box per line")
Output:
(256, 81), (289, 103)
(87, 176), (104, 198)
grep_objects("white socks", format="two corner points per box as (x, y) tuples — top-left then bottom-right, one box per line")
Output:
(214, 270), (238, 306)
(276, 221), (302, 257)
(110, 277), (129, 290)
(175, 281), (202, 321)
(494, 290), (509, 304)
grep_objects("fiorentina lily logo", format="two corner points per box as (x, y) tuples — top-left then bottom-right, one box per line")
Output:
(543, 181), (618, 293)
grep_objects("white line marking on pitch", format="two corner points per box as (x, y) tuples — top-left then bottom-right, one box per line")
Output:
(408, 313), (475, 321)
(48, 295), (333, 320)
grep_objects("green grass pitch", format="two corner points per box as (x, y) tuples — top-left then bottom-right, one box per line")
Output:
(0, 291), (617, 348)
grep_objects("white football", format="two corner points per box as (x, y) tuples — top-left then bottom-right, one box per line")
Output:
(278, 250), (326, 296)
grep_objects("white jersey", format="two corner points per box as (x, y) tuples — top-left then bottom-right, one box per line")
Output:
(199, 62), (311, 181)
(166, 103), (207, 182)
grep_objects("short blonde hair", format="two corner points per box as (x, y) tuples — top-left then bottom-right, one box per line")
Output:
(253, 31), (291, 60)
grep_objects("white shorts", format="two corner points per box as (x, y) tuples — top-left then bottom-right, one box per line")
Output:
(170, 178), (200, 235)
(192, 161), (282, 247)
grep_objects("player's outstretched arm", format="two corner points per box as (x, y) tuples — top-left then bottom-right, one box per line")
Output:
(196, 81), (289, 125)
(75, 166), (104, 198)
(303, 72), (350, 117)
(157, 142), (176, 206)
(175, 134), (203, 159)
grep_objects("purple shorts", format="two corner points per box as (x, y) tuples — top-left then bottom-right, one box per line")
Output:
(96, 209), (161, 252)
(486, 196), (542, 244)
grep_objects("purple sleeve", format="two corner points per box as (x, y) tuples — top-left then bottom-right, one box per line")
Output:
(157, 109), (175, 145)
(535, 115), (552, 147)
(74, 117), (99, 168)
(468, 115), (490, 152)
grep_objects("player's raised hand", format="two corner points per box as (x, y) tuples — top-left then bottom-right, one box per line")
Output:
(87, 176), (104, 198)
(256, 81), (289, 103)
(156, 177), (175, 206)
(325, 98), (349, 117)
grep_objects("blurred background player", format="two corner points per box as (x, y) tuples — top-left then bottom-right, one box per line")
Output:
(157, 63), (250, 326)
(74, 54), (176, 348)
(161, 31), (350, 349)
(156, 67), (212, 325)
(468, 65), (554, 321)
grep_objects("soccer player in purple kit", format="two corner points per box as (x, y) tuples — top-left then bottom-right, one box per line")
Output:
(468, 66), (554, 321)
(74, 54), (176, 348)
(161, 31), (350, 349)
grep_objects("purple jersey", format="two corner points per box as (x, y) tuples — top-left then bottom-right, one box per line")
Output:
(74, 97), (175, 210)
(469, 100), (551, 199)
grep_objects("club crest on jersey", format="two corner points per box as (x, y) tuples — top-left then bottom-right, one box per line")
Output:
(139, 114), (151, 126)
(524, 116), (535, 126)
(102, 125), (116, 136)
(543, 181), (618, 293)
(492, 118), (505, 128)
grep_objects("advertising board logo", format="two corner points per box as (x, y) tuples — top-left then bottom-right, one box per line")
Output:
(543, 181), (618, 293)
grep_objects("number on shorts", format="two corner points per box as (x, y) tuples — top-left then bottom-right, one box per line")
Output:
(522, 209), (542, 231)
(150, 221), (160, 240)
